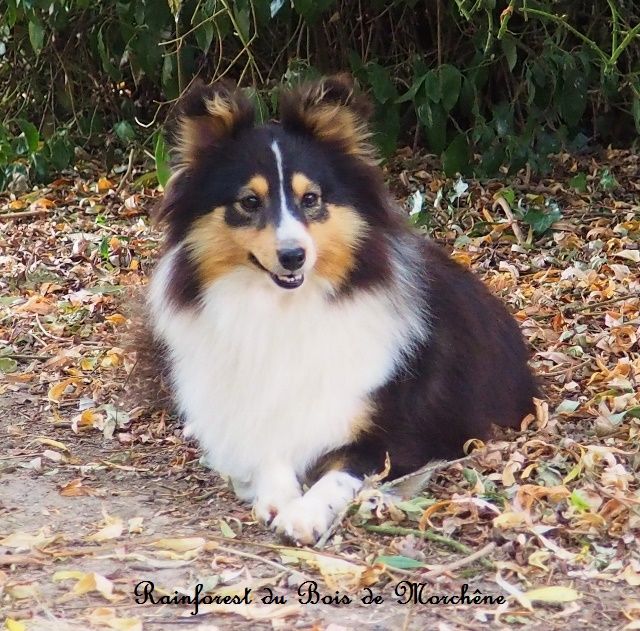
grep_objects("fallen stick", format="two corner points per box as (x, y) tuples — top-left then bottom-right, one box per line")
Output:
(0, 553), (49, 566)
(493, 196), (525, 245)
(421, 541), (496, 580)
(116, 148), (136, 193)
(0, 208), (50, 220)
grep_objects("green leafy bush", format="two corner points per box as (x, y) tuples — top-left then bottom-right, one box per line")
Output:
(1, 0), (639, 186)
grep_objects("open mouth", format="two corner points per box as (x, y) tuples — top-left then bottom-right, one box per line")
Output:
(269, 272), (304, 289)
(249, 254), (305, 290)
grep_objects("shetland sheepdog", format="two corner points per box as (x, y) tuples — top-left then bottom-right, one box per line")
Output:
(147, 75), (538, 544)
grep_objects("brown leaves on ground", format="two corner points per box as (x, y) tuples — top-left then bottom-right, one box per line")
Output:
(0, 149), (638, 630)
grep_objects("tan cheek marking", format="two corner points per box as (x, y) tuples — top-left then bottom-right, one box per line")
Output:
(247, 175), (269, 198)
(291, 172), (312, 199)
(185, 211), (279, 285)
(186, 211), (243, 285)
(308, 203), (367, 287)
(233, 224), (279, 271)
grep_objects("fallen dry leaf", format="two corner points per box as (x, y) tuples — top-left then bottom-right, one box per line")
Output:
(523, 585), (581, 603)
(54, 571), (119, 603)
(87, 607), (142, 631)
(88, 514), (124, 542)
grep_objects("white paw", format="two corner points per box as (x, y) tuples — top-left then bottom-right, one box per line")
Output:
(253, 497), (284, 525)
(272, 471), (362, 545)
(271, 496), (333, 545)
(253, 489), (302, 525)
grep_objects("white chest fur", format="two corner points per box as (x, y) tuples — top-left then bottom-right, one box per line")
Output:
(148, 247), (418, 483)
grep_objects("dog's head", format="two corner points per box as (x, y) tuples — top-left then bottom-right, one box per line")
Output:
(159, 75), (396, 295)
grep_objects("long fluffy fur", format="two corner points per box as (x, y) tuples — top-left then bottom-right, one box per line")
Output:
(143, 76), (538, 544)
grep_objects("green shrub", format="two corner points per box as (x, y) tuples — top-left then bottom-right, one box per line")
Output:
(1, 0), (639, 186)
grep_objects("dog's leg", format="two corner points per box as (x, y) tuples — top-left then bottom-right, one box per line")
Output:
(271, 469), (362, 545)
(251, 462), (302, 525)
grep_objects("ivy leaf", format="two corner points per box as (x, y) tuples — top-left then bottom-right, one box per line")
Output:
(522, 206), (562, 235)
(234, 4), (250, 41)
(396, 75), (426, 104)
(375, 555), (424, 569)
(154, 133), (171, 189)
(245, 87), (270, 124)
(366, 63), (396, 104)
(423, 70), (441, 103)
(442, 133), (470, 177)
(17, 119), (40, 154)
(195, 20), (214, 54)
(47, 136), (74, 170)
(498, 187), (516, 206)
(114, 121), (136, 144)
(418, 101), (447, 154)
(569, 172), (587, 193)
(28, 19), (45, 55)
(501, 36), (517, 72)
(373, 102), (400, 157)
(458, 76), (477, 117)
(559, 69), (586, 127)
(97, 26), (118, 79)
(161, 53), (178, 100)
(439, 64), (462, 112)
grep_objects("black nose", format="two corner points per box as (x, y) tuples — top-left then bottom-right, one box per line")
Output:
(277, 247), (306, 271)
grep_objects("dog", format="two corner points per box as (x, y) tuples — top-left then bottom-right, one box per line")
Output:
(147, 75), (538, 545)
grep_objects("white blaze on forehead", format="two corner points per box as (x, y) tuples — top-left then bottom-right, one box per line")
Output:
(270, 140), (315, 262)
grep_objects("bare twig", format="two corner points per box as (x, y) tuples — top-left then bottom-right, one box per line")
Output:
(422, 542), (496, 580)
(116, 148), (136, 193)
(35, 314), (67, 342)
(540, 358), (591, 378)
(214, 543), (313, 581)
(0, 554), (49, 566)
(0, 209), (50, 221)
(561, 294), (637, 313)
(493, 196), (525, 245)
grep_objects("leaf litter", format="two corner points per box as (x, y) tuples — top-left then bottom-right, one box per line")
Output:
(0, 148), (638, 629)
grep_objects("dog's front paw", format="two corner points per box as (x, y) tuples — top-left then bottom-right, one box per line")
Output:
(253, 490), (302, 526)
(252, 499), (279, 525)
(271, 496), (333, 545)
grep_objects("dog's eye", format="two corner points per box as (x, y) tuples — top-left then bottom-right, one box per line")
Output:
(301, 192), (319, 208)
(240, 195), (261, 211)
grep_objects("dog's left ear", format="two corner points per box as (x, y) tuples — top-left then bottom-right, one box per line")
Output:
(279, 74), (377, 164)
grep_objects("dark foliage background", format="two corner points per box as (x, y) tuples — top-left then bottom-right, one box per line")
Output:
(1, 0), (639, 188)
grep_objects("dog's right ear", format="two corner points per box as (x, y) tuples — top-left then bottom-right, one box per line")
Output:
(167, 79), (255, 166)
(157, 80), (254, 228)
